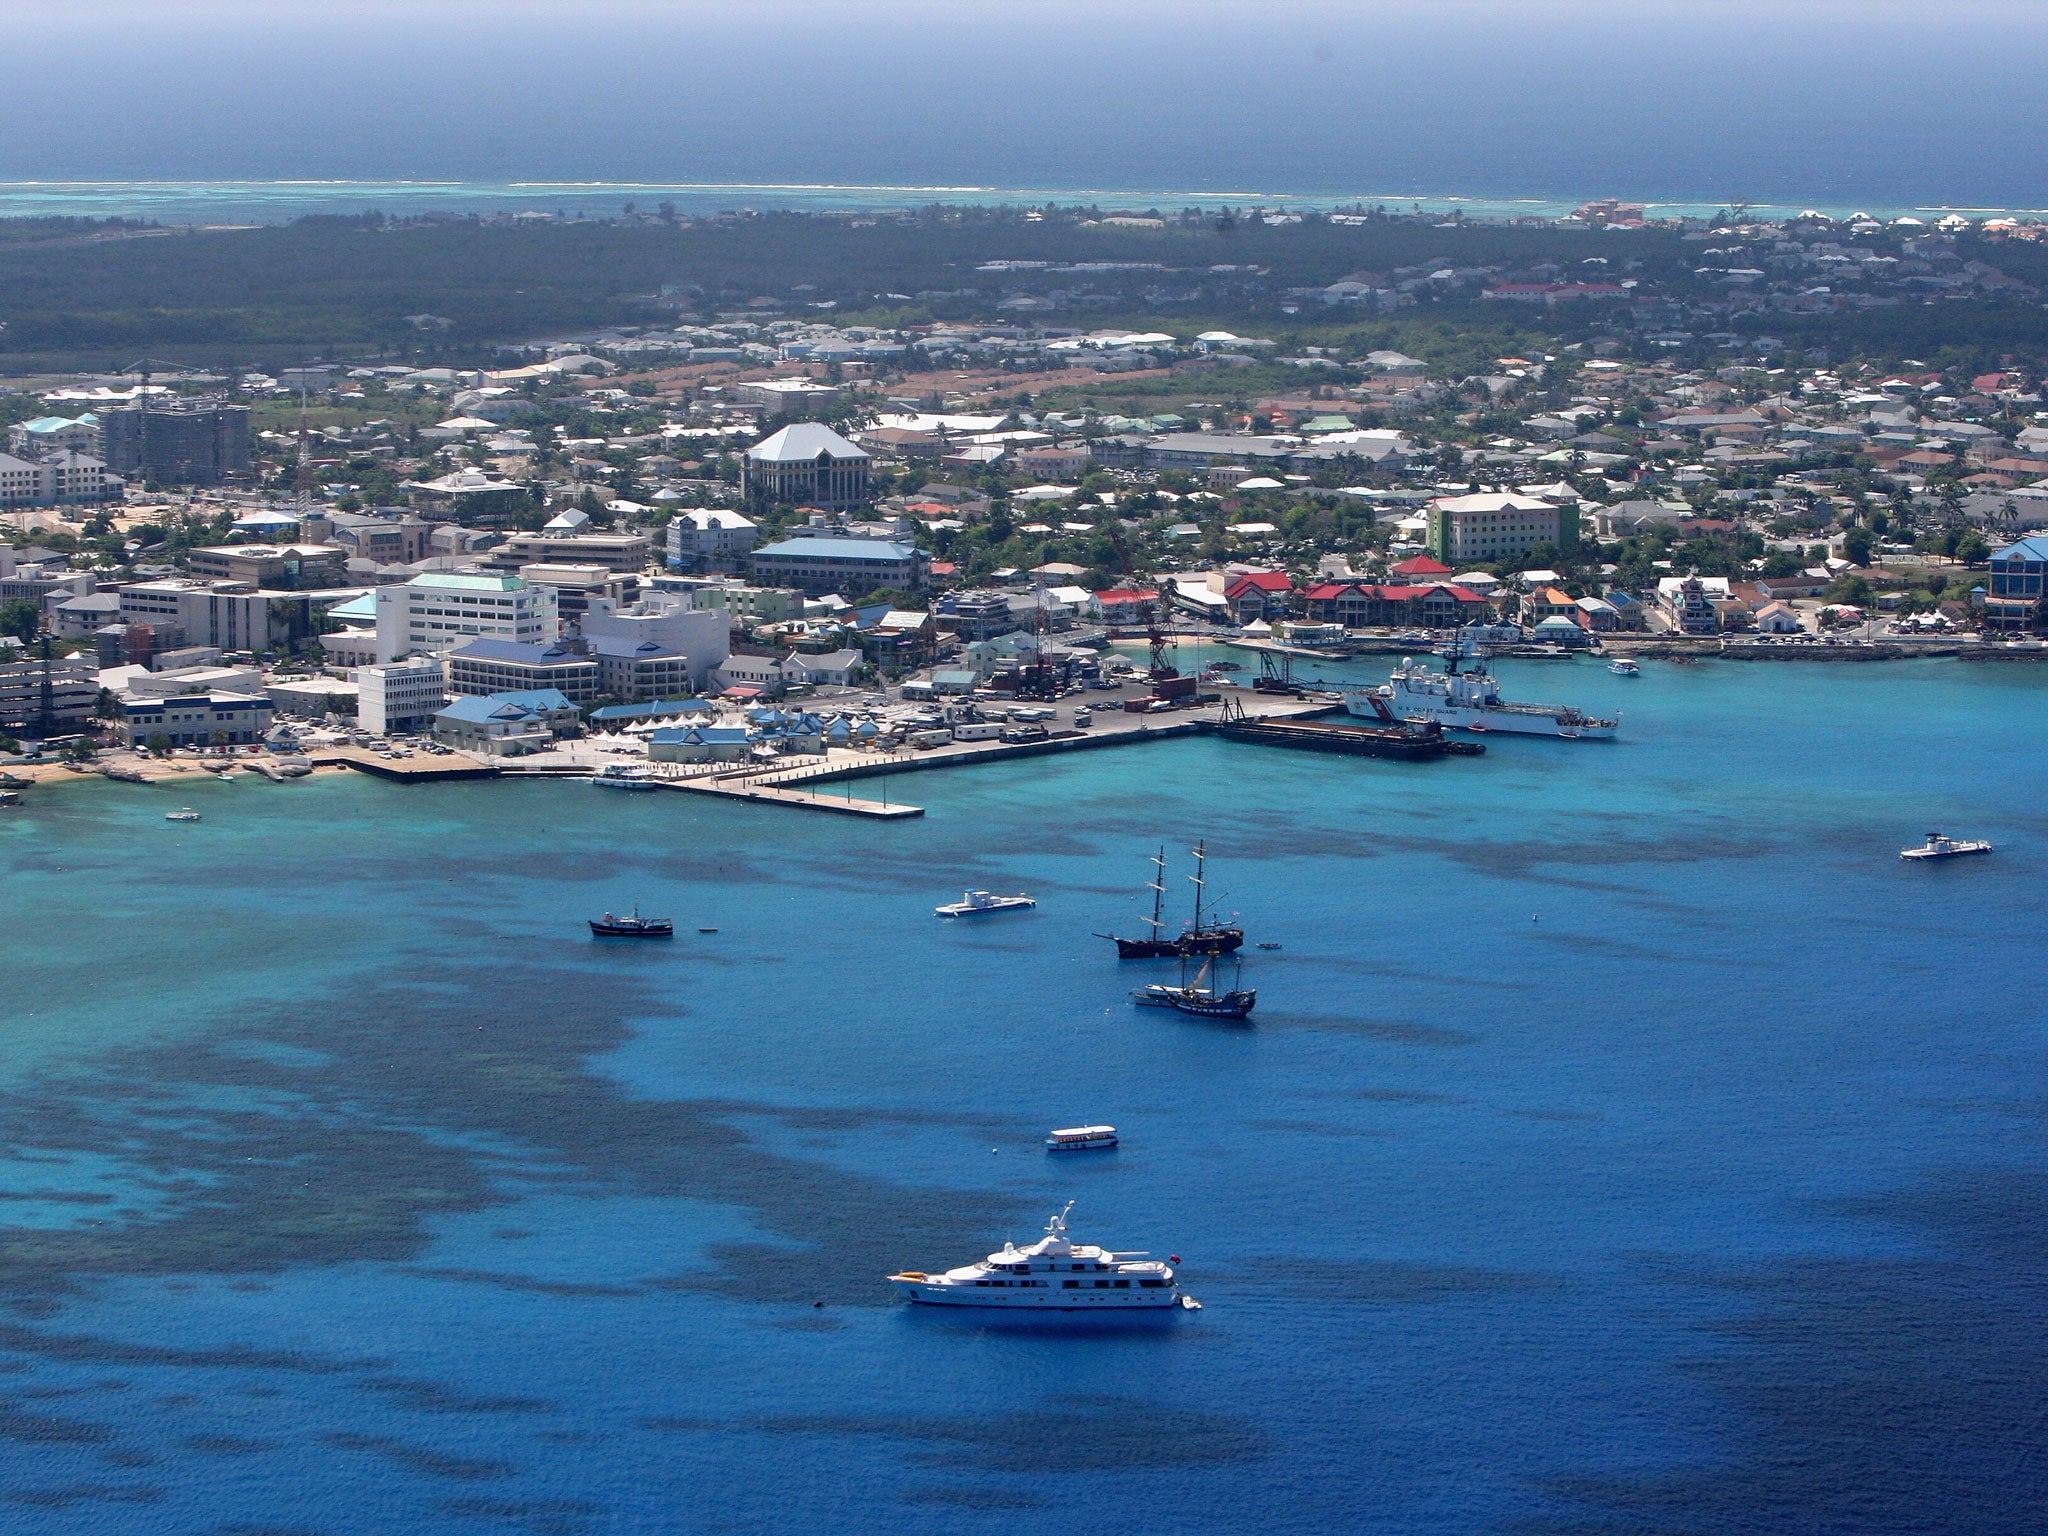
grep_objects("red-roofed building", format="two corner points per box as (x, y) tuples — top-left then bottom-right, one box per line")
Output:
(1389, 555), (1454, 579)
(1089, 588), (1159, 624)
(1299, 580), (1486, 629)
(1223, 570), (1294, 622)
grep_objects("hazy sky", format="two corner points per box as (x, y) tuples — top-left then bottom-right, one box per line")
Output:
(6, 2), (2045, 204)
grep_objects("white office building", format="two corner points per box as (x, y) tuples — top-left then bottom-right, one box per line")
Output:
(579, 592), (731, 692)
(665, 509), (759, 570)
(357, 656), (449, 735)
(373, 571), (558, 663)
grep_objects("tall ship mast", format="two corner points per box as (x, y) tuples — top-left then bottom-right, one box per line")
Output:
(1096, 842), (1245, 959)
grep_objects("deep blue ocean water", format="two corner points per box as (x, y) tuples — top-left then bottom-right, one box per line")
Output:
(2, 655), (2046, 1534)
(5, 2), (2048, 213)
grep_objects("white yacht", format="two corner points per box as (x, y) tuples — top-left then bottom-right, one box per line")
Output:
(1901, 831), (1993, 861)
(934, 890), (1036, 917)
(1608, 658), (1640, 676)
(1343, 640), (1617, 740)
(164, 807), (202, 822)
(592, 764), (659, 791)
(890, 1204), (1194, 1309)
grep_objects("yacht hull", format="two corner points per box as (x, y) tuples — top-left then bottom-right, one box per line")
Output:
(890, 1281), (1181, 1308)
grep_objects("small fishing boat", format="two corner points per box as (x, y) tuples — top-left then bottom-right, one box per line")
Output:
(1608, 658), (1640, 676)
(1900, 831), (1992, 862)
(1045, 1125), (1119, 1152)
(589, 906), (674, 938)
(1256, 942), (1281, 950)
(936, 890), (1036, 918)
(165, 807), (201, 823)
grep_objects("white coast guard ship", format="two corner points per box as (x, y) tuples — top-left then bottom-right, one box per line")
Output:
(1344, 638), (1617, 740)
(889, 1203), (1195, 1309)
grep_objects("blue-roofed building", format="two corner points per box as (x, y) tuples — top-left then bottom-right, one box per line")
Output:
(444, 638), (601, 702)
(1984, 535), (2048, 632)
(646, 722), (751, 763)
(587, 699), (713, 727)
(431, 689), (580, 755)
(585, 634), (690, 701)
(748, 533), (924, 596)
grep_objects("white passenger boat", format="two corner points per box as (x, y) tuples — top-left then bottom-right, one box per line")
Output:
(592, 763), (659, 791)
(1608, 658), (1640, 675)
(889, 1203), (1194, 1309)
(1900, 831), (1993, 861)
(1046, 1125), (1118, 1151)
(1343, 639), (1617, 739)
(164, 807), (202, 822)
(935, 889), (1036, 917)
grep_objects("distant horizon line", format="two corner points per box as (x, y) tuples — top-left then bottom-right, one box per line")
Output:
(0, 178), (2044, 224)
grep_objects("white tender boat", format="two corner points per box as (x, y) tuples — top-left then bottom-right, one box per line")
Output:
(164, 807), (201, 822)
(1046, 1125), (1118, 1152)
(889, 1203), (1193, 1309)
(592, 764), (659, 791)
(1609, 658), (1640, 675)
(1343, 640), (1618, 739)
(1900, 831), (1993, 861)
(935, 889), (1036, 917)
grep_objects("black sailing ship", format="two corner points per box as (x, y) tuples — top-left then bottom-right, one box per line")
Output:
(1096, 842), (1244, 960)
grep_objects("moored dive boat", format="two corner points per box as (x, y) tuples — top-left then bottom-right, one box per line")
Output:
(935, 889), (1036, 917)
(589, 905), (674, 937)
(1900, 831), (1992, 861)
(592, 763), (659, 791)
(889, 1203), (1195, 1309)
(1343, 637), (1618, 739)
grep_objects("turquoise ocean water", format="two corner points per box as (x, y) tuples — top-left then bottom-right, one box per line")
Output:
(1, 655), (2045, 1533)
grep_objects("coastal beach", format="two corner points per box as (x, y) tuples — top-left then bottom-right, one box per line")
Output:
(1, 657), (2042, 1534)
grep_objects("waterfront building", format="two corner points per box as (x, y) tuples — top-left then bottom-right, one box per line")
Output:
(431, 689), (580, 755)
(742, 423), (871, 509)
(356, 657), (448, 735)
(117, 579), (316, 655)
(1088, 588), (1158, 624)
(1659, 575), (1727, 634)
(587, 636), (691, 701)
(0, 654), (98, 733)
(116, 690), (274, 747)
(100, 400), (250, 486)
(1427, 493), (1577, 565)
(579, 593), (730, 692)
(372, 572), (558, 663)
(444, 639), (601, 703)
(1983, 535), (2048, 632)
